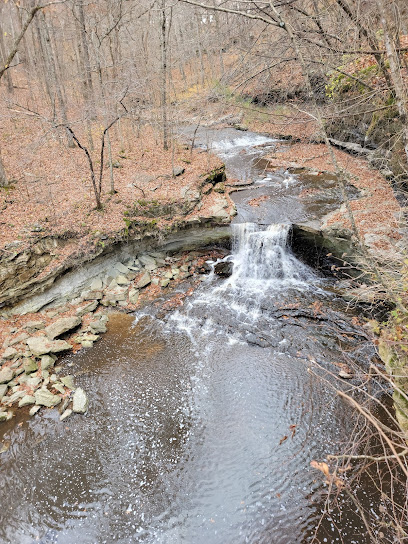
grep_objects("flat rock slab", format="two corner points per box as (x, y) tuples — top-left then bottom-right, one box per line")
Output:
(45, 316), (82, 340)
(60, 375), (76, 390)
(0, 384), (8, 399)
(18, 395), (35, 407)
(35, 389), (61, 407)
(136, 271), (151, 289)
(1, 347), (17, 360)
(27, 337), (71, 357)
(72, 387), (88, 414)
(0, 367), (14, 384)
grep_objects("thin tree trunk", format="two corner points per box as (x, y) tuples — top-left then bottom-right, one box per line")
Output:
(0, 148), (8, 187)
(0, 17), (13, 92)
(161, 0), (169, 150)
(38, 11), (75, 148)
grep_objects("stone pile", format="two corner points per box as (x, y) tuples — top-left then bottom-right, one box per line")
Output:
(0, 249), (221, 423)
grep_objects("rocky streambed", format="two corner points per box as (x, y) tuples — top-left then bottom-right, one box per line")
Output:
(0, 243), (232, 425)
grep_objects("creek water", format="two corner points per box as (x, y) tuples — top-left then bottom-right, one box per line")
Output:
(0, 130), (388, 543)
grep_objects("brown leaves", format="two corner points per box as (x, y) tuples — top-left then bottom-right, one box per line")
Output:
(310, 460), (345, 489)
(279, 424), (297, 444)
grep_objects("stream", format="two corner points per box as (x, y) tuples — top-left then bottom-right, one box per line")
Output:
(0, 130), (390, 543)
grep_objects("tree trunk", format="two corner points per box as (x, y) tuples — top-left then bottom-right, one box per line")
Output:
(0, 148), (8, 188)
(0, 15), (13, 92)
(161, 0), (169, 150)
(38, 11), (75, 148)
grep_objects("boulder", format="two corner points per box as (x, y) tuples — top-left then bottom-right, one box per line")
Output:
(128, 288), (140, 305)
(23, 358), (38, 374)
(0, 384), (8, 399)
(0, 367), (14, 384)
(25, 376), (41, 388)
(116, 275), (130, 286)
(72, 388), (89, 414)
(53, 383), (65, 394)
(136, 271), (151, 289)
(172, 166), (185, 177)
(139, 254), (156, 268)
(88, 319), (107, 334)
(60, 408), (72, 421)
(0, 412), (7, 422)
(83, 290), (103, 301)
(6, 390), (26, 404)
(76, 300), (98, 317)
(90, 278), (103, 291)
(214, 261), (233, 277)
(60, 375), (76, 390)
(24, 321), (45, 333)
(114, 262), (130, 274)
(35, 389), (61, 407)
(45, 316), (82, 340)
(40, 355), (55, 371)
(29, 405), (41, 416)
(26, 337), (71, 357)
(18, 395), (35, 407)
(1, 347), (18, 360)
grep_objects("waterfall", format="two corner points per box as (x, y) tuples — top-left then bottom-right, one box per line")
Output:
(227, 223), (312, 288)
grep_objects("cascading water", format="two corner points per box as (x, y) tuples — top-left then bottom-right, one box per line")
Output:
(228, 223), (312, 287)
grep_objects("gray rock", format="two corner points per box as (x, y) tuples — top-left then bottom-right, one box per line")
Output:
(139, 254), (156, 268)
(116, 275), (130, 286)
(83, 290), (103, 301)
(81, 340), (94, 348)
(26, 337), (71, 357)
(214, 261), (233, 277)
(90, 278), (103, 291)
(0, 384), (8, 399)
(1, 347), (17, 360)
(89, 320), (107, 334)
(29, 405), (41, 416)
(0, 412), (8, 422)
(18, 395), (35, 407)
(53, 383), (65, 394)
(136, 271), (151, 289)
(0, 367), (14, 384)
(172, 166), (185, 177)
(114, 262), (129, 274)
(76, 300), (98, 317)
(160, 279), (170, 288)
(72, 388), (89, 414)
(23, 358), (38, 374)
(128, 288), (139, 305)
(60, 375), (76, 390)
(40, 355), (55, 371)
(24, 321), (45, 333)
(25, 376), (41, 388)
(9, 333), (29, 346)
(35, 389), (61, 407)
(6, 390), (26, 404)
(45, 316), (82, 340)
(60, 409), (72, 421)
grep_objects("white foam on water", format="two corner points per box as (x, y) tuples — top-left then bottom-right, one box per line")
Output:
(226, 222), (313, 290)
(211, 134), (276, 155)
